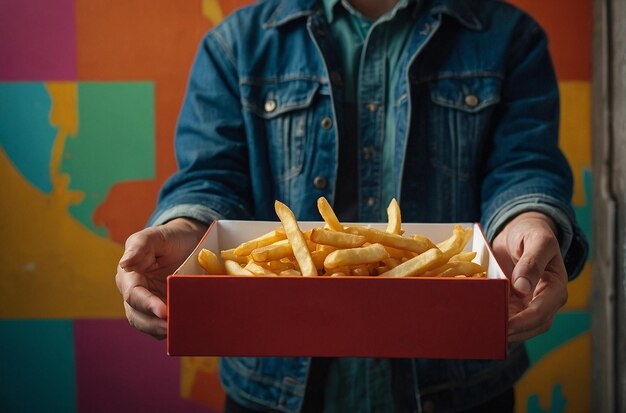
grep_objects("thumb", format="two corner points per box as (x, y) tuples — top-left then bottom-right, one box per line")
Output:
(510, 232), (559, 297)
(119, 227), (166, 272)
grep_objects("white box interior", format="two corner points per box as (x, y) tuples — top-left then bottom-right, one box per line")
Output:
(175, 221), (506, 280)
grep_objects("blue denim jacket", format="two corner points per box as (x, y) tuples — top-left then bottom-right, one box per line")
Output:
(152, 0), (589, 411)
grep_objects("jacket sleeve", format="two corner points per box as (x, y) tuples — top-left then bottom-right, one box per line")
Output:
(149, 28), (254, 226)
(479, 17), (588, 279)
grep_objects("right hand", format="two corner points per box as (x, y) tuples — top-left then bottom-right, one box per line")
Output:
(115, 217), (208, 339)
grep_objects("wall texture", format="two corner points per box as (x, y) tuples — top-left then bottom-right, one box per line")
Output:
(0, 1), (592, 412)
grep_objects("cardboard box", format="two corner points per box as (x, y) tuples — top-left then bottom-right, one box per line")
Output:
(167, 221), (509, 359)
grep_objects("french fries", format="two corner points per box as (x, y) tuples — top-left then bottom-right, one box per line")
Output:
(274, 200), (317, 276)
(197, 197), (487, 278)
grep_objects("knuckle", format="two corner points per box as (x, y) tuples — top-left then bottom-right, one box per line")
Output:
(125, 232), (143, 249)
(534, 231), (559, 252)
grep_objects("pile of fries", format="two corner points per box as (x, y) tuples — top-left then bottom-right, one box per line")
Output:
(197, 197), (487, 278)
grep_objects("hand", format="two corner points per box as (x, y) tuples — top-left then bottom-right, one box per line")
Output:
(492, 211), (568, 343)
(115, 217), (208, 339)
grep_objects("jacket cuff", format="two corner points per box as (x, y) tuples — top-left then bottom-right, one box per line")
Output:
(149, 203), (222, 227)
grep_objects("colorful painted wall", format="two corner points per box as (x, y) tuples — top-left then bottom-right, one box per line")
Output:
(0, 1), (592, 412)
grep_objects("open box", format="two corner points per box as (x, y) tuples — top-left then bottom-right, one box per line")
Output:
(167, 221), (509, 359)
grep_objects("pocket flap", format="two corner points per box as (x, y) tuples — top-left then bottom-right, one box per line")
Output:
(429, 76), (501, 113)
(242, 78), (322, 119)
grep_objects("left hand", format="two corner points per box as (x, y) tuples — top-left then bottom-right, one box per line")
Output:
(492, 211), (569, 343)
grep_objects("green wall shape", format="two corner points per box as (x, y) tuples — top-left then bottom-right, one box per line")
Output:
(0, 320), (77, 413)
(61, 82), (155, 236)
(0, 83), (56, 193)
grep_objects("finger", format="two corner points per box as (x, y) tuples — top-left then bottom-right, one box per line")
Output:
(510, 232), (559, 297)
(119, 228), (165, 272)
(124, 302), (167, 340)
(116, 266), (167, 318)
(507, 282), (567, 342)
(127, 283), (167, 320)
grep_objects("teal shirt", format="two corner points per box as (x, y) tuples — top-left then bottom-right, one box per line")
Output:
(321, 2), (419, 411)
(323, 0), (419, 214)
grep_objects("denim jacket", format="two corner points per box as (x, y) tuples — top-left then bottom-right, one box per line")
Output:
(152, 0), (589, 411)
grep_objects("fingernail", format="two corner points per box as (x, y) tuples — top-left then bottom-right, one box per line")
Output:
(514, 277), (531, 295)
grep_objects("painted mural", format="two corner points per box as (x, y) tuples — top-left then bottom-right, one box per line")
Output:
(0, 0), (592, 412)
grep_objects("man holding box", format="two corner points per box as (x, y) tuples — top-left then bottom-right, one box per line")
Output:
(116, 0), (588, 411)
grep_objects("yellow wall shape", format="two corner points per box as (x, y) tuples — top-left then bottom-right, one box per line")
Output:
(0, 83), (124, 318)
(202, 0), (224, 26)
(515, 333), (590, 413)
(558, 81), (591, 206)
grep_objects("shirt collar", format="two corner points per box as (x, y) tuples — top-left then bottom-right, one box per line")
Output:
(322, 0), (340, 22)
(264, 0), (483, 31)
(322, 0), (416, 23)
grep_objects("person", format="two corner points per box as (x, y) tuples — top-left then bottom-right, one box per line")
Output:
(115, 0), (589, 411)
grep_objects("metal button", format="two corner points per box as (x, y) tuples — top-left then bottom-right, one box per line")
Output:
(313, 176), (327, 189)
(366, 102), (378, 112)
(422, 400), (435, 413)
(366, 197), (376, 207)
(362, 146), (375, 161)
(264, 99), (277, 113)
(321, 117), (333, 129)
(330, 71), (343, 86)
(464, 94), (479, 107)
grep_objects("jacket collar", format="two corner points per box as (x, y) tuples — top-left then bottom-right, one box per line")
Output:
(264, 0), (483, 31)
(428, 0), (483, 31)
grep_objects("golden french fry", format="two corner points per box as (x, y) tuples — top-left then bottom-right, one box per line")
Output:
(436, 225), (472, 260)
(268, 259), (295, 272)
(383, 257), (401, 269)
(317, 197), (344, 232)
(311, 249), (334, 270)
(316, 243), (336, 252)
(233, 230), (287, 256)
(385, 198), (402, 235)
(244, 261), (277, 276)
(310, 227), (366, 249)
(224, 260), (254, 276)
(450, 251), (477, 262)
(275, 200), (318, 276)
(351, 266), (371, 276)
(384, 246), (415, 259)
(426, 261), (485, 278)
(279, 269), (302, 276)
(198, 248), (225, 274)
(251, 239), (293, 262)
(221, 248), (249, 265)
(327, 265), (350, 275)
(378, 248), (445, 278)
(324, 243), (390, 269)
(345, 226), (434, 254)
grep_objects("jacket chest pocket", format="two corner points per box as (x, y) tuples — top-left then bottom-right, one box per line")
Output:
(421, 76), (502, 181)
(242, 79), (321, 185)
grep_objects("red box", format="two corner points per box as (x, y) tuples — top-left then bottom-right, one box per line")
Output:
(167, 221), (509, 359)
